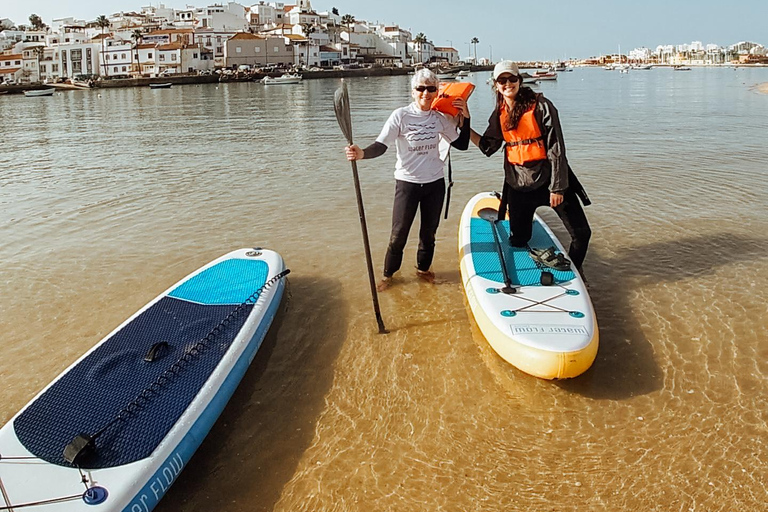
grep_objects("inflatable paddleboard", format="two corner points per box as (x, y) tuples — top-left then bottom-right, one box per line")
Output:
(458, 192), (598, 379)
(0, 248), (288, 511)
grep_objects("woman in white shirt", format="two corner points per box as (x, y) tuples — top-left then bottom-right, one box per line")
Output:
(345, 68), (471, 291)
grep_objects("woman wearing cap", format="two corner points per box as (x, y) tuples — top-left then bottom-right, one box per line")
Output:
(469, 60), (592, 276)
(345, 68), (471, 291)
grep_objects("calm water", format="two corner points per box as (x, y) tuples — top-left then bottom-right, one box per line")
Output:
(1, 68), (767, 511)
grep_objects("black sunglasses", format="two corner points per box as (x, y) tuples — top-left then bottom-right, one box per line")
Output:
(414, 85), (438, 93)
(495, 75), (520, 85)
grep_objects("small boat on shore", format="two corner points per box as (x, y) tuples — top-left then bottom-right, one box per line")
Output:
(262, 73), (302, 85)
(149, 83), (173, 89)
(24, 88), (55, 97)
(673, 66), (692, 71)
(47, 79), (94, 90)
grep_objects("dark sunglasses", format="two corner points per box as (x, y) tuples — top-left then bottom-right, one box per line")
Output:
(495, 75), (520, 85)
(414, 85), (438, 93)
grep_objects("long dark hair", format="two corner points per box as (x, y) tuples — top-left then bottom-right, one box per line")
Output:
(496, 86), (538, 131)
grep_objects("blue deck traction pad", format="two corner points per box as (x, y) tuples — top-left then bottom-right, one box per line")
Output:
(469, 218), (575, 286)
(14, 258), (269, 469)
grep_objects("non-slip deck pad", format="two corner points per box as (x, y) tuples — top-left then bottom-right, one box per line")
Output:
(469, 218), (575, 286)
(14, 259), (269, 469)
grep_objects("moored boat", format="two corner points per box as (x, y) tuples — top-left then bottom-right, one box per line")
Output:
(149, 83), (173, 89)
(261, 73), (302, 85)
(23, 88), (55, 97)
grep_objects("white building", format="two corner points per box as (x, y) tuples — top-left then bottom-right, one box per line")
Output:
(196, 3), (249, 31)
(101, 39), (134, 78)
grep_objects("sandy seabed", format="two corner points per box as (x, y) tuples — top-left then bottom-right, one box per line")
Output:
(757, 82), (768, 94)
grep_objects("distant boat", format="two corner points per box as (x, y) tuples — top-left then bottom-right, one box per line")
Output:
(436, 72), (459, 80)
(262, 73), (302, 85)
(47, 79), (94, 90)
(24, 88), (55, 97)
(633, 64), (653, 70)
(457, 70), (471, 77)
(532, 70), (558, 80)
(673, 66), (692, 71)
(149, 83), (173, 89)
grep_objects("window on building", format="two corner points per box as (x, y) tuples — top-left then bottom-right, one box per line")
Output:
(113, 67), (118, 72)
(159, 54), (165, 61)
(171, 54), (176, 61)
(236, 46), (242, 53)
(122, 66), (126, 72)
(193, 53), (198, 58)
(122, 53), (126, 59)
(274, 46), (278, 53)
(255, 47), (261, 53)
(148, 53), (153, 59)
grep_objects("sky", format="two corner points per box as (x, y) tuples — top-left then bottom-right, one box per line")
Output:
(2, 0), (767, 60)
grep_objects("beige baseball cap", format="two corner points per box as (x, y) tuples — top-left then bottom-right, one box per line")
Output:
(493, 60), (520, 79)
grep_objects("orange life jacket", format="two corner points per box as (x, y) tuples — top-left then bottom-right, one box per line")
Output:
(500, 101), (547, 165)
(431, 82), (475, 116)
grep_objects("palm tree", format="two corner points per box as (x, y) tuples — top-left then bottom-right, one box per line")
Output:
(95, 15), (110, 78)
(414, 33), (427, 64)
(131, 29), (143, 76)
(301, 23), (316, 38)
(471, 37), (479, 63)
(341, 14), (355, 36)
(29, 14), (45, 31)
(33, 45), (45, 82)
(332, 7), (339, 16)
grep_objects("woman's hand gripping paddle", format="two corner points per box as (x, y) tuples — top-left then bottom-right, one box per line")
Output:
(334, 80), (388, 334)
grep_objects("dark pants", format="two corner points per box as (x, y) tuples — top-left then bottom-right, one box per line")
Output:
(383, 178), (446, 277)
(507, 186), (592, 270)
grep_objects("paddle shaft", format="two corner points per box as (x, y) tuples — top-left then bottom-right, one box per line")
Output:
(334, 81), (387, 334)
(349, 159), (388, 334)
(489, 219), (516, 292)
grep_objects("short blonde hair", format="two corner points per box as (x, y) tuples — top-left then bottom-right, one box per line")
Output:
(411, 68), (438, 89)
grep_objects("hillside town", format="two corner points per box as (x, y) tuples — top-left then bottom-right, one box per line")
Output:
(0, 0), (467, 85)
(0, 0), (766, 86)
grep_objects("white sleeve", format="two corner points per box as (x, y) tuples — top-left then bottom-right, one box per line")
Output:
(375, 109), (401, 147)
(439, 112), (460, 143)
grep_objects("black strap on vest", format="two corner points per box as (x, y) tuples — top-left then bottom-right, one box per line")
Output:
(505, 136), (544, 148)
(443, 149), (453, 219)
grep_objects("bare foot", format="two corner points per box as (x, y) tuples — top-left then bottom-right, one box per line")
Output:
(415, 269), (436, 284)
(377, 277), (392, 292)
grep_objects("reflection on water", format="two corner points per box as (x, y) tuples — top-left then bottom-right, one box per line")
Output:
(1, 68), (767, 510)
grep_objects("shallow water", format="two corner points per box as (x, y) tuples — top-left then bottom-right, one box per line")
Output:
(1, 68), (767, 510)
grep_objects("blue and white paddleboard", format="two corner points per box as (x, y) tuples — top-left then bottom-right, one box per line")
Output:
(459, 192), (598, 379)
(0, 248), (288, 511)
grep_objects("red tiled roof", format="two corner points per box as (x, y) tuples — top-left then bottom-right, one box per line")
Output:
(230, 32), (263, 40)
(0, 67), (21, 74)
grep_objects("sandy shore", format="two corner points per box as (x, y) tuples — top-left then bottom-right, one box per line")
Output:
(758, 82), (768, 94)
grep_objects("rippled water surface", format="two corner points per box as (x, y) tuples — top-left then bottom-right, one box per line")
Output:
(1, 68), (767, 511)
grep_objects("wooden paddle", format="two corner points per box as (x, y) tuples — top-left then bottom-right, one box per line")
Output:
(333, 80), (388, 334)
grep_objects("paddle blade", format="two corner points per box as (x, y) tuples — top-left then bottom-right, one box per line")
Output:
(333, 80), (354, 145)
(477, 207), (499, 221)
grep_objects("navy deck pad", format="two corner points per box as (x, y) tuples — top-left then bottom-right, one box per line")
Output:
(14, 258), (269, 469)
(470, 218), (575, 285)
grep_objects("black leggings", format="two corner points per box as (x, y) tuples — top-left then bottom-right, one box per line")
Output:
(506, 186), (592, 271)
(383, 178), (446, 277)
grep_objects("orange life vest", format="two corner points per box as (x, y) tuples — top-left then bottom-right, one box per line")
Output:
(500, 101), (547, 165)
(431, 82), (475, 116)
